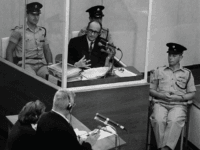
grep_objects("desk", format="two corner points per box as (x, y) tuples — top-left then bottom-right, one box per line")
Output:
(48, 66), (143, 88)
(6, 115), (126, 150)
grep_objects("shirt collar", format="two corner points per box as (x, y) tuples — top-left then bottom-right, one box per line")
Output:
(51, 109), (70, 123)
(164, 65), (185, 72)
(87, 37), (95, 45)
(26, 23), (40, 33)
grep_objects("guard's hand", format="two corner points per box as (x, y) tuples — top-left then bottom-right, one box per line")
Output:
(74, 55), (91, 68)
(166, 94), (183, 101)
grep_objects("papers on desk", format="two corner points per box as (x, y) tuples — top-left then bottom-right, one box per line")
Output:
(47, 63), (82, 80)
(114, 68), (137, 77)
(74, 128), (113, 141)
(81, 67), (110, 79)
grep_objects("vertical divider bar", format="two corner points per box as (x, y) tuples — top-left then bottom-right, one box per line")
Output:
(22, 0), (27, 69)
(62, 0), (70, 88)
(144, 0), (153, 82)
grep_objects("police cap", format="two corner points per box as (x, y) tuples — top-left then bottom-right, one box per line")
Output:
(166, 42), (187, 54)
(86, 5), (104, 18)
(27, 2), (43, 15)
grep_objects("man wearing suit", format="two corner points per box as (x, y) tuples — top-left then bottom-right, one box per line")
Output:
(68, 20), (115, 68)
(78, 5), (112, 44)
(36, 89), (99, 150)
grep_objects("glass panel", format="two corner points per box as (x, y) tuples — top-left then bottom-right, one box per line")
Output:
(67, 0), (149, 87)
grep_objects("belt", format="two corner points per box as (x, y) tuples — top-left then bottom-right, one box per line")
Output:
(14, 57), (42, 64)
(16, 57), (42, 61)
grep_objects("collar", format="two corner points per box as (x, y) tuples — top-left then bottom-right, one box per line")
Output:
(87, 37), (95, 45)
(164, 65), (185, 72)
(51, 109), (70, 123)
(26, 23), (40, 33)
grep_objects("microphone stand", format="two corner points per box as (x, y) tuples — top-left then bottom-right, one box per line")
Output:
(94, 117), (120, 150)
(105, 46), (116, 78)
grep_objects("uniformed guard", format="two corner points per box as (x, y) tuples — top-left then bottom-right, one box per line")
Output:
(149, 43), (196, 150)
(26, 2), (43, 15)
(78, 5), (112, 43)
(6, 2), (53, 79)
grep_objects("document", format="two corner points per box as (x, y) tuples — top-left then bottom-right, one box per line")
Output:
(47, 63), (82, 79)
(81, 67), (110, 79)
(113, 68), (137, 77)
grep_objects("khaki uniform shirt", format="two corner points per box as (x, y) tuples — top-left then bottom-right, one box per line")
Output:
(150, 66), (196, 105)
(9, 25), (48, 65)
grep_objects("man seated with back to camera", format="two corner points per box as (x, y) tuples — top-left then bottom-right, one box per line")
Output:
(36, 88), (99, 150)
(149, 43), (196, 150)
(5, 100), (46, 150)
(6, 2), (53, 79)
(68, 20), (115, 69)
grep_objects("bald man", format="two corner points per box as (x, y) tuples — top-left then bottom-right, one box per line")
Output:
(68, 20), (115, 68)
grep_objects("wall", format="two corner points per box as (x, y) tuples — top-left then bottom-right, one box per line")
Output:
(0, 0), (149, 72)
(148, 0), (200, 71)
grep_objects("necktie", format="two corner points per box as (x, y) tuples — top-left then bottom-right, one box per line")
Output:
(89, 41), (94, 53)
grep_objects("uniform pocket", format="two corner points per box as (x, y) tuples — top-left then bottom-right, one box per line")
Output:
(176, 76), (187, 89)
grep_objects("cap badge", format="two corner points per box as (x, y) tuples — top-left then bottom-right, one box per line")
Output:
(35, 5), (37, 8)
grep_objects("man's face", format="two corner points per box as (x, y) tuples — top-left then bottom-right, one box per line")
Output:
(168, 53), (182, 66)
(27, 13), (40, 25)
(87, 22), (101, 41)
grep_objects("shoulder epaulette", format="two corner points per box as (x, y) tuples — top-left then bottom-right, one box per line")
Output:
(183, 67), (191, 73)
(157, 65), (166, 69)
(39, 26), (46, 37)
(11, 25), (23, 31)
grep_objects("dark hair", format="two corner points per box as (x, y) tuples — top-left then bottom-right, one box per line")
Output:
(18, 100), (46, 124)
(86, 20), (102, 31)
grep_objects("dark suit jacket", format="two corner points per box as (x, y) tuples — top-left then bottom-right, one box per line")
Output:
(68, 35), (108, 68)
(36, 111), (92, 150)
(5, 120), (36, 150)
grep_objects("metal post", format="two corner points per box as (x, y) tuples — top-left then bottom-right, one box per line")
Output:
(22, 0), (27, 69)
(62, 0), (70, 88)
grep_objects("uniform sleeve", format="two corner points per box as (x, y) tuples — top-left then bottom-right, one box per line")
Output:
(9, 30), (21, 44)
(186, 72), (196, 92)
(44, 36), (49, 45)
(150, 68), (159, 90)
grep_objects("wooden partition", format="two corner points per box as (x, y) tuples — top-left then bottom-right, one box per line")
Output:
(0, 59), (149, 150)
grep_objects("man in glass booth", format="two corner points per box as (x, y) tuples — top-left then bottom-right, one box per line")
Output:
(68, 20), (115, 68)
(6, 2), (53, 79)
(78, 5), (112, 44)
(149, 43), (196, 150)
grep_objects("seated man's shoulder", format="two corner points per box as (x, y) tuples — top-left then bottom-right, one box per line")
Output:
(182, 67), (191, 73)
(38, 26), (46, 36)
(11, 25), (23, 32)
(156, 65), (167, 71)
(78, 27), (87, 36)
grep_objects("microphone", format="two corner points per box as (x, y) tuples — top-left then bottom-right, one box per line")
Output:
(97, 125), (115, 134)
(98, 38), (121, 51)
(95, 113), (127, 131)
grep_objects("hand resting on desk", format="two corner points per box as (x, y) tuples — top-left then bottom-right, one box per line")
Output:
(77, 128), (100, 146)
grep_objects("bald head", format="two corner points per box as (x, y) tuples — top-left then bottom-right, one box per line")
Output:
(86, 20), (102, 41)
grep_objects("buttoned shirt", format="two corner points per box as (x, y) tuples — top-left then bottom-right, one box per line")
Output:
(150, 66), (196, 104)
(9, 24), (48, 65)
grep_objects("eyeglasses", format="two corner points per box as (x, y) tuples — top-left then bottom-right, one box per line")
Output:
(87, 29), (100, 35)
